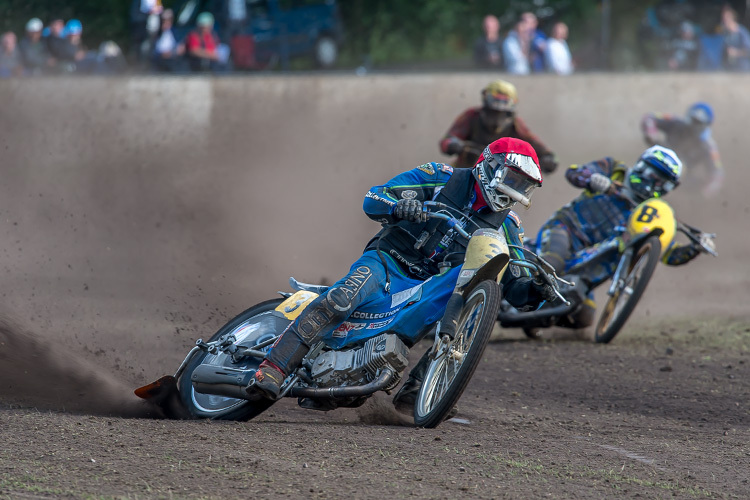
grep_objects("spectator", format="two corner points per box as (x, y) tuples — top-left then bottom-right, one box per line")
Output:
(473, 15), (503, 68)
(503, 17), (531, 74)
(185, 12), (228, 72)
(522, 12), (547, 73)
(45, 19), (73, 70)
(130, 0), (164, 62)
(19, 18), (57, 75)
(545, 21), (573, 75)
(0, 32), (24, 78)
(668, 21), (699, 70)
(222, 0), (248, 43)
(152, 9), (185, 72)
(720, 6), (750, 71)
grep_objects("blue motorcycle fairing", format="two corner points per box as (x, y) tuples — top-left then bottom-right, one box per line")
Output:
(320, 251), (461, 350)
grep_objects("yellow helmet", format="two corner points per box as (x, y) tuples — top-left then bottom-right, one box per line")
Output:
(482, 80), (518, 112)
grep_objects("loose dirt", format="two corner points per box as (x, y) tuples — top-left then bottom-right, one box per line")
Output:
(0, 76), (748, 499)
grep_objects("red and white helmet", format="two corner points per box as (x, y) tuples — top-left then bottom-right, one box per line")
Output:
(473, 137), (543, 211)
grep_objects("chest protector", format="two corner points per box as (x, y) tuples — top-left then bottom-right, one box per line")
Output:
(455, 115), (516, 168)
(365, 168), (510, 277)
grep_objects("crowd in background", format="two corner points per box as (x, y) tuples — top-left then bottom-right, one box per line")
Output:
(0, 17), (125, 77)
(474, 12), (573, 75)
(668, 4), (750, 71)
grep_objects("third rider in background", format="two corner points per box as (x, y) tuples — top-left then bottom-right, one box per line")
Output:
(641, 102), (724, 198)
(440, 79), (558, 173)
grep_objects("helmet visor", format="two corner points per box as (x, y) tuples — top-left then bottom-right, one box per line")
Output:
(632, 162), (677, 198)
(484, 150), (542, 207)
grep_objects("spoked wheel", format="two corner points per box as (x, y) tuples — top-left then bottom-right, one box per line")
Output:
(414, 280), (501, 428)
(178, 298), (287, 420)
(594, 236), (661, 344)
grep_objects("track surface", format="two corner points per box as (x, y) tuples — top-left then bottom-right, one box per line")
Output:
(0, 75), (748, 498)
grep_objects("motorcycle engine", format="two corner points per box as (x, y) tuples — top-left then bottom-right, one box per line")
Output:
(309, 334), (409, 388)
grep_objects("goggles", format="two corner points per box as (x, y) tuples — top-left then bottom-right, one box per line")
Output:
(483, 148), (542, 208)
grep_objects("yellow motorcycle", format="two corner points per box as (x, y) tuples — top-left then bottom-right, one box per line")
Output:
(498, 195), (717, 343)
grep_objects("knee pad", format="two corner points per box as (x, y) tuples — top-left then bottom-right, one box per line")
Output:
(296, 264), (376, 342)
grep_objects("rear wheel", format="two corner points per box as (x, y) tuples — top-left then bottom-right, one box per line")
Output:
(414, 280), (500, 428)
(594, 236), (661, 344)
(178, 298), (286, 420)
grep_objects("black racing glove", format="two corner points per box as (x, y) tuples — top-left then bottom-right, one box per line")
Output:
(532, 276), (557, 302)
(445, 137), (466, 155)
(539, 153), (559, 174)
(393, 199), (428, 223)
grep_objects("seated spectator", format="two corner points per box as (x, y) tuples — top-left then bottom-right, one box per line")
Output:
(668, 21), (699, 70)
(152, 9), (185, 72)
(185, 12), (228, 72)
(19, 18), (57, 75)
(473, 15), (503, 68)
(544, 21), (573, 75)
(503, 17), (531, 74)
(0, 32), (24, 78)
(720, 6), (750, 71)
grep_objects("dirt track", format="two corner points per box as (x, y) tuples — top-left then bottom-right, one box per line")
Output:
(0, 75), (749, 498)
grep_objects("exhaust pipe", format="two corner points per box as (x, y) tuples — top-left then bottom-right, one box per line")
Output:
(191, 364), (397, 401)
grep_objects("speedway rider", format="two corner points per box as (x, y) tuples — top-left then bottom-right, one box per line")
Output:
(536, 145), (709, 328)
(641, 102), (724, 198)
(440, 79), (558, 173)
(247, 138), (556, 409)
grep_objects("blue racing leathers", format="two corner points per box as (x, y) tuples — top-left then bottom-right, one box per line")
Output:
(539, 157), (701, 275)
(265, 162), (546, 375)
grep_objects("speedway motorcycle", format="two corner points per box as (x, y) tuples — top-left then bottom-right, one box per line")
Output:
(135, 203), (567, 428)
(497, 192), (717, 343)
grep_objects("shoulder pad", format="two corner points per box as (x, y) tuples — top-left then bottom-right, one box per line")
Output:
(438, 163), (454, 174)
(506, 210), (522, 228)
(416, 163), (436, 175)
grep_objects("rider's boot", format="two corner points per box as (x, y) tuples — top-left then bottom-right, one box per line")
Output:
(392, 350), (430, 414)
(246, 324), (310, 400)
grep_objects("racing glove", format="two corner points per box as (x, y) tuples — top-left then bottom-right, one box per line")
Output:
(445, 137), (466, 156)
(539, 153), (559, 174)
(588, 173), (613, 194)
(393, 199), (428, 223)
(532, 276), (557, 302)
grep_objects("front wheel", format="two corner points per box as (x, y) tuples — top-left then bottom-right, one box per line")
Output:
(594, 236), (661, 344)
(414, 280), (501, 428)
(178, 298), (287, 420)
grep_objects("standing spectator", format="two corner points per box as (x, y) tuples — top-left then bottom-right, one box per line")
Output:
(667, 21), (699, 70)
(503, 17), (531, 74)
(0, 32), (24, 78)
(19, 18), (57, 75)
(473, 15), (503, 68)
(45, 19), (72, 71)
(130, 0), (163, 62)
(545, 21), (573, 75)
(153, 9), (184, 72)
(720, 6), (750, 71)
(522, 12), (547, 72)
(222, 0), (248, 43)
(185, 12), (228, 72)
